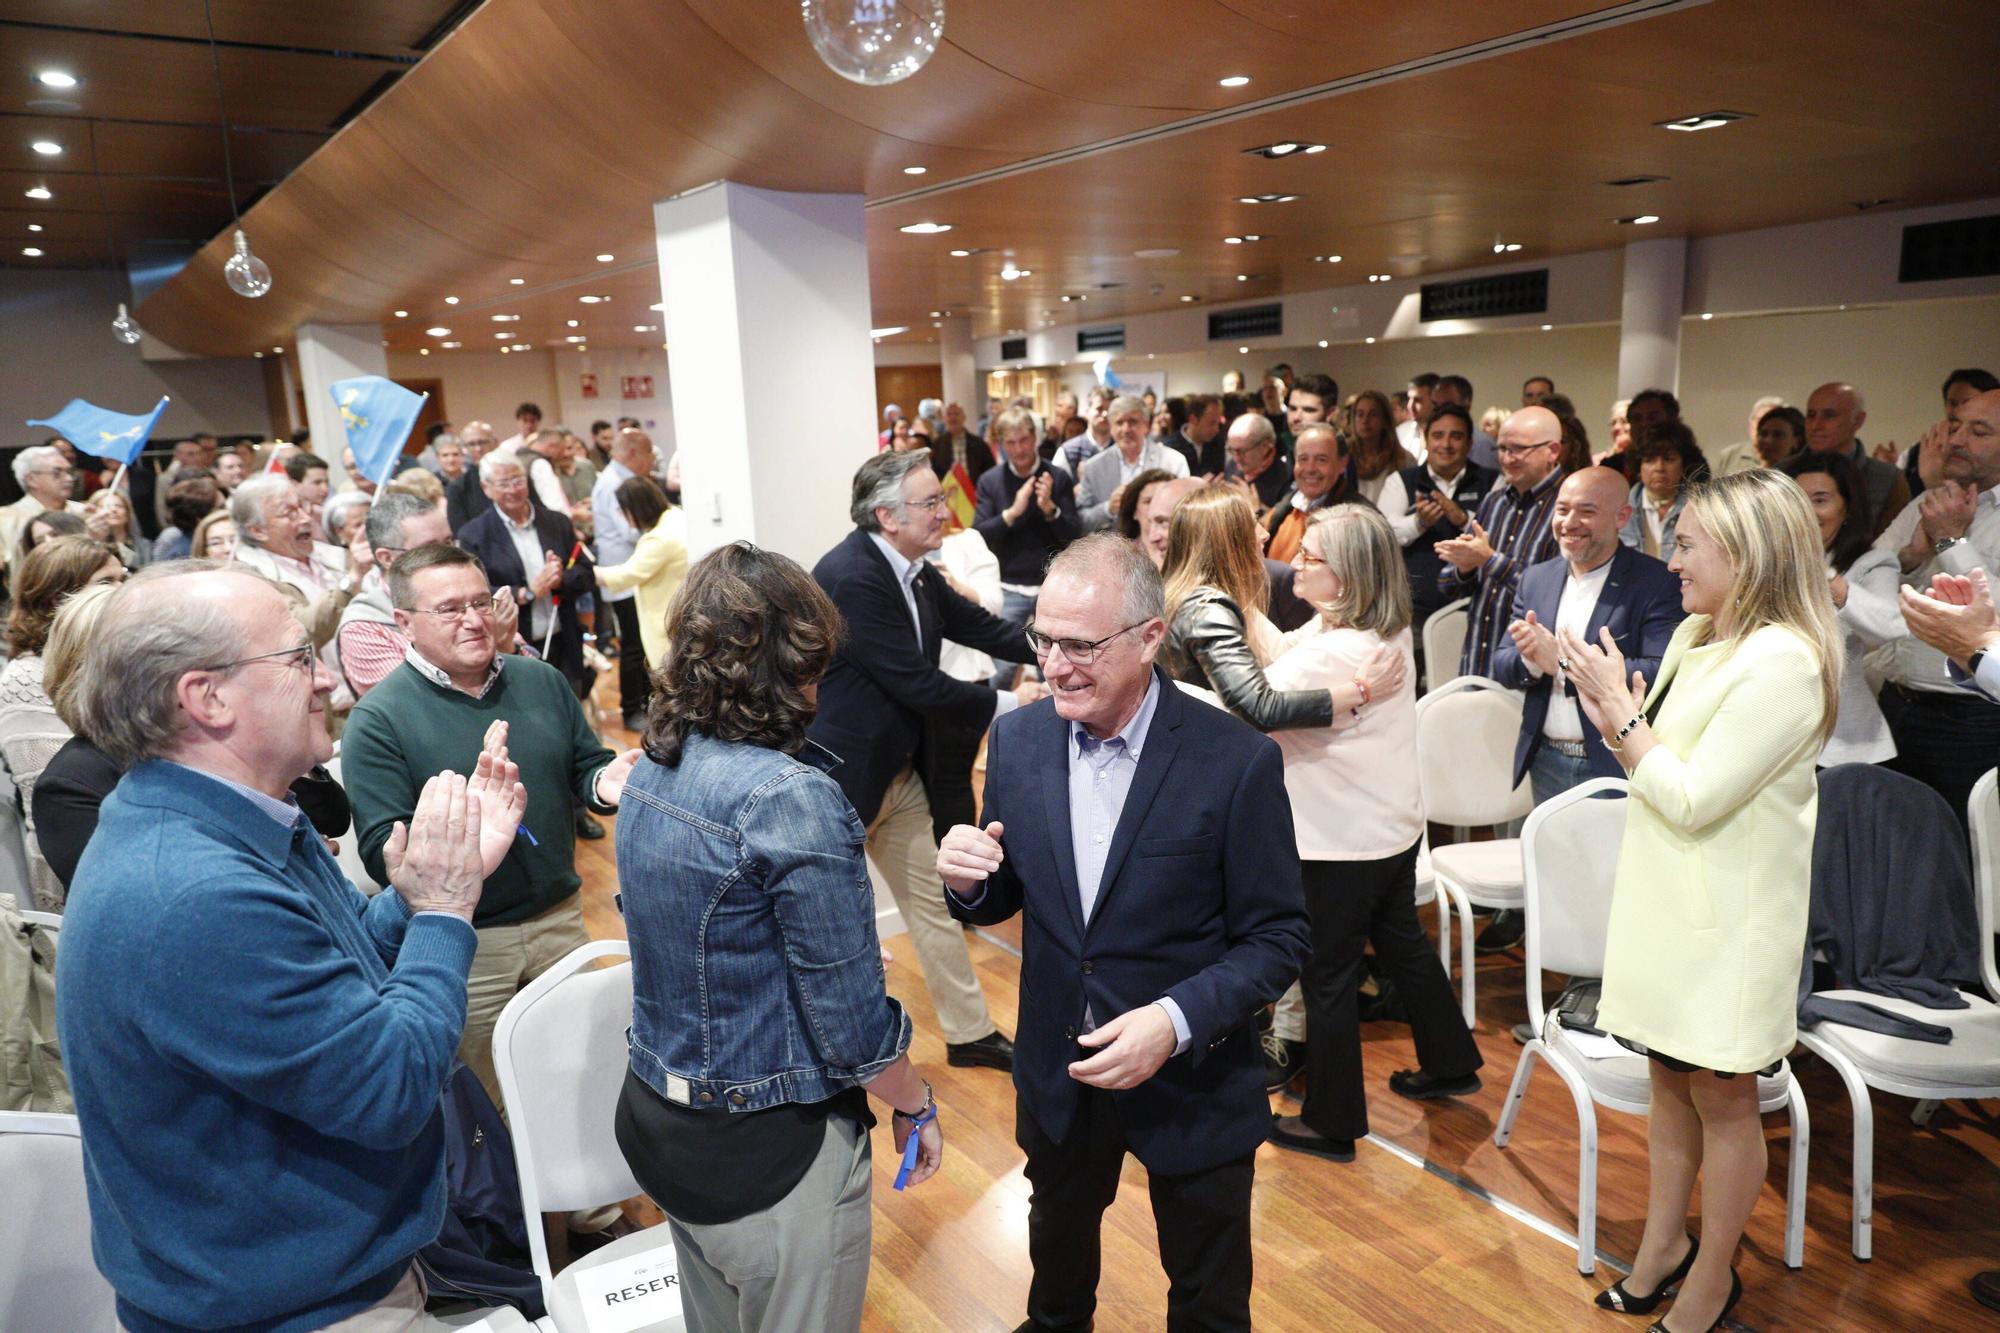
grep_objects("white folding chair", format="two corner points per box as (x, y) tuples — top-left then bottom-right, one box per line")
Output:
(1795, 767), (2000, 1260)
(322, 752), (381, 896)
(1413, 676), (1534, 1025)
(18, 908), (60, 932)
(1492, 779), (1807, 1274)
(1975, 768), (2000, 1005)
(491, 940), (684, 1332)
(1421, 597), (1470, 695)
(0, 1111), (118, 1331)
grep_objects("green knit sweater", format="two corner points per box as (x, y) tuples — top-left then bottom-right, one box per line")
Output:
(344, 655), (615, 926)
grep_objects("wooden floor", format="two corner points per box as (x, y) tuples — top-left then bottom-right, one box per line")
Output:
(575, 700), (2000, 1331)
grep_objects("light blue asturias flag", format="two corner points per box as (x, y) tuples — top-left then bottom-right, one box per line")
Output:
(25, 395), (170, 465)
(330, 375), (427, 491)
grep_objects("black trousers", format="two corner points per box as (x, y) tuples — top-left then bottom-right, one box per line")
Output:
(1880, 682), (2000, 835)
(609, 594), (648, 721)
(1299, 842), (1482, 1140)
(1016, 1089), (1254, 1333)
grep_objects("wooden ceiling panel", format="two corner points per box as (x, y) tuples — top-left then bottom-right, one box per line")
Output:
(0, 2), (463, 58)
(134, 0), (2000, 358)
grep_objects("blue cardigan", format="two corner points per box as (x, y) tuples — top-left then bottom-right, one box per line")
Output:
(56, 761), (478, 1333)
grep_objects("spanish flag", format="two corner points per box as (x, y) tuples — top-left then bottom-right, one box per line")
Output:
(940, 462), (976, 530)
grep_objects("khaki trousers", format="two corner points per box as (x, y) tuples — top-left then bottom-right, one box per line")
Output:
(866, 767), (994, 1046)
(460, 892), (594, 1109)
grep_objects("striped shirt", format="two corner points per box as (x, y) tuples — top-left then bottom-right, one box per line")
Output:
(1442, 468), (1563, 679)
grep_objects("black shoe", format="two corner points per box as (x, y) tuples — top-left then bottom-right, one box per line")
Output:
(1645, 1266), (1739, 1333)
(1972, 1270), (2000, 1312)
(1262, 1031), (1306, 1093)
(1388, 1068), (1482, 1101)
(946, 1032), (1014, 1071)
(1475, 909), (1524, 953)
(1512, 1021), (1536, 1045)
(1596, 1235), (1697, 1315)
(574, 811), (606, 840)
(1269, 1114), (1356, 1162)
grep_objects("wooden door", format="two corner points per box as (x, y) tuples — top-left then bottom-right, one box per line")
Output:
(393, 378), (447, 460)
(875, 366), (943, 429)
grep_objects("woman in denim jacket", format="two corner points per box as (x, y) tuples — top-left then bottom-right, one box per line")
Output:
(612, 542), (942, 1333)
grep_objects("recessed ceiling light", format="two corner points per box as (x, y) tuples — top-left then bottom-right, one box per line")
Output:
(1236, 193), (1300, 204)
(1657, 110), (1750, 133)
(565, 335), (585, 343)
(1700, 312), (1713, 320)
(1134, 247), (1179, 259)
(949, 248), (971, 257)
(899, 222), (952, 235)
(1505, 243), (1523, 252)
(1180, 294), (1197, 302)
(21, 246), (41, 257)
(649, 302), (664, 311)
(579, 295), (602, 303)
(493, 331), (512, 339)
(1237, 345), (1249, 353)
(419, 347), (430, 356)
(254, 351), (264, 358)
(509, 277), (525, 285)
(24, 186), (50, 200)
(1243, 141), (1325, 160)
(1218, 75), (1250, 87)
(425, 326), (451, 336)
(30, 141), (60, 156)
(567, 319), (580, 327)
(902, 165), (927, 175)
(1304, 144), (1326, 154)
(444, 295), (459, 304)
(26, 224), (42, 233)
(35, 71), (77, 89)
(596, 253), (614, 262)
(490, 314), (519, 322)
(1365, 336), (1376, 344)
(632, 325), (656, 332)
(1000, 265), (1029, 281)
(440, 341), (461, 348)
(1317, 340), (1329, 348)
(1224, 236), (1243, 245)
(869, 326), (909, 338)
(1540, 324), (1553, 331)
(1267, 142), (1299, 156)
(393, 309), (408, 317)
(1615, 214), (1662, 225)
(271, 345), (283, 353)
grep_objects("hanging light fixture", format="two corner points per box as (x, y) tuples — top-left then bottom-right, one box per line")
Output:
(111, 303), (142, 345)
(86, 121), (145, 345)
(204, 0), (270, 298)
(801, 0), (944, 86)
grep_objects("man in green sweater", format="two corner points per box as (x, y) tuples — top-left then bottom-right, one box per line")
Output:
(344, 543), (641, 1108)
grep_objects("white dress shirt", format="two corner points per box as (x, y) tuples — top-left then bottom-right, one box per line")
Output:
(1379, 464), (1471, 546)
(500, 507), (553, 639)
(869, 532), (1017, 722)
(1525, 559), (1612, 742)
(1869, 481), (2000, 693)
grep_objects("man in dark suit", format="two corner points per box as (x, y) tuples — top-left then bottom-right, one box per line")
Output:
(1263, 424), (1370, 631)
(445, 420), (501, 533)
(974, 406), (1082, 685)
(807, 449), (1040, 1072)
(939, 534), (1309, 1333)
(1378, 404), (1499, 629)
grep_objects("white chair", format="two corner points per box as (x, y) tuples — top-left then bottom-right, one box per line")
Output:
(1795, 767), (2000, 1260)
(1413, 676), (1534, 1025)
(323, 752), (381, 895)
(491, 940), (684, 1332)
(1492, 779), (1809, 1274)
(0, 1111), (119, 1331)
(1421, 597), (1470, 695)
(1975, 768), (2000, 1005)
(19, 908), (60, 932)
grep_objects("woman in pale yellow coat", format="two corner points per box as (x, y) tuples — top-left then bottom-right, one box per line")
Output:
(594, 475), (688, 668)
(1559, 468), (1842, 1333)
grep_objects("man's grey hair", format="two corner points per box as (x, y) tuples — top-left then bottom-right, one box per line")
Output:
(849, 450), (932, 532)
(11, 444), (61, 488)
(72, 561), (252, 767)
(227, 474), (294, 538)
(532, 428), (566, 449)
(323, 491), (372, 544)
(1108, 394), (1147, 420)
(1045, 532), (1165, 628)
(363, 491), (431, 552)
(1230, 411), (1277, 448)
(479, 449), (527, 484)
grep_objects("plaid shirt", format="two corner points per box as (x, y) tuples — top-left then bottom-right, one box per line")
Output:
(1441, 468), (1563, 679)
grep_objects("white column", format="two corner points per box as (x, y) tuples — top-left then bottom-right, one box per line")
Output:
(939, 314), (978, 418)
(296, 322), (387, 489)
(1615, 238), (1687, 399)
(653, 182), (876, 564)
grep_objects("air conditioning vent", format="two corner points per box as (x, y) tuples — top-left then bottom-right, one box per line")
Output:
(1420, 269), (1549, 322)
(1000, 336), (1028, 361)
(1899, 214), (2000, 284)
(1076, 325), (1125, 352)
(1207, 303), (1283, 340)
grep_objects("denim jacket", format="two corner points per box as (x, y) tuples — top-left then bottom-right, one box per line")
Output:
(617, 730), (910, 1113)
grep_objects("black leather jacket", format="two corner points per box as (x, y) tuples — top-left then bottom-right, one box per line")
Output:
(1165, 587), (1333, 732)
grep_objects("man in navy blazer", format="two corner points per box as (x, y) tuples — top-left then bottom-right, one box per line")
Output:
(939, 534), (1308, 1333)
(453, 451), (593, 694)
(1493, 467), (1685, 804)
(808, 449), (1040, 1072)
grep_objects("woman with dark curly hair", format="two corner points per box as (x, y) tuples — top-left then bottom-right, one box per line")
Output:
(612, 541), (942, 1333)
(1619, 421), (1710, 558)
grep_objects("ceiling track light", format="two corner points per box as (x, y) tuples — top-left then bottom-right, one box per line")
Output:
(1236, 194), (1300, 204)
(1242, 141), (1326, 159)
(1614, 214), (1662, 225)
(1656, 110), (1751, 133)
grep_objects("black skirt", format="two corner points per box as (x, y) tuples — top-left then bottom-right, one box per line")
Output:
(1612, 1035), (1782, 1080)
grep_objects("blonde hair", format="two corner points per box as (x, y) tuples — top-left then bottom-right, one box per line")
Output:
(1302, 505), (1410, 637)
(44, 581), (119, 731)
(1161, 485), (1267, 625)
(1683, 468), (1844, 740)
(190, 510), (235, 558)
(387, 467), (444, 505)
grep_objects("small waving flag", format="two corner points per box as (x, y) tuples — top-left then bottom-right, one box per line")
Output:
(26, 395), (170, 465)
(330, 375), (426, 490)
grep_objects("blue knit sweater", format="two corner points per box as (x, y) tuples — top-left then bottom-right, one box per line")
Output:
(55, 761), (478, 1333)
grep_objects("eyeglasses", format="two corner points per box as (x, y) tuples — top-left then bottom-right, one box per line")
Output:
(412, 594), (507, 622)
(1493, 441), (1557, 458)
(206, 640), (316, 676)
(1025, 621), (1148, 664)
(903, 495), (949, 513)
(486, 475), (528, 490)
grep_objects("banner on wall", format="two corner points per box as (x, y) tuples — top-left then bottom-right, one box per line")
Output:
(621, 375), (655, 400)
(580, 372), (599, 399)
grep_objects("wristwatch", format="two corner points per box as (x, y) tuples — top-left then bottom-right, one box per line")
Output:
(1935, 535), (1967, 556)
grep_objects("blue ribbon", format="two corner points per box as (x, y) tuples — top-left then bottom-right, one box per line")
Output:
(892, 1104), (938, 1191)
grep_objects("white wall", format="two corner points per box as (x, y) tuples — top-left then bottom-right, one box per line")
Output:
(385, 344), (677, 456)
(0, 268), (270, 447)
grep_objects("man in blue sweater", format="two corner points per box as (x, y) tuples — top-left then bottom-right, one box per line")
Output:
(57, 563), (526, 1333)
